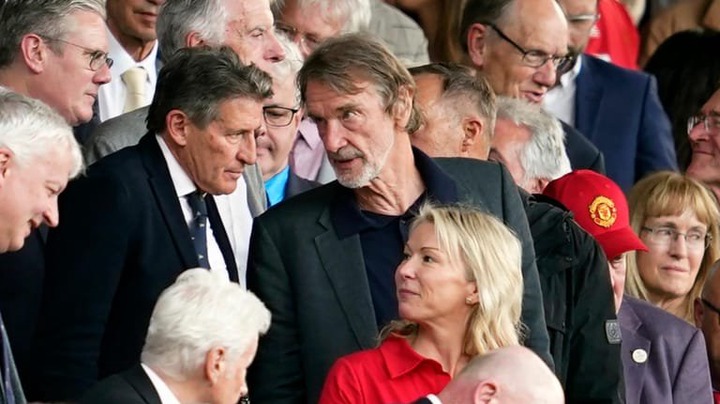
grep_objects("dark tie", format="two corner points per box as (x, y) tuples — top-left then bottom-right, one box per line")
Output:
(187, 191), (209, 268)
(1, 312), (15, 404)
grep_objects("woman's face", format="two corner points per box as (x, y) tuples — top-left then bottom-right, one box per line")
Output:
(636, 209), (708, 301)
(395, 222), (477, 326)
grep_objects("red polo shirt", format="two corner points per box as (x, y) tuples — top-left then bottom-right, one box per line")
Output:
(319, 335), (452, 404)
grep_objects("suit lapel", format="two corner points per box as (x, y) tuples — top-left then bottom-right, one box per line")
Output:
(314, 205), (378, 349)
(575, 55), (604, 142)
(242, 164), (267, 218)
(619, 298), (650, 404)
(123, 365), (162, 404)
(138, 133), (198, 269)
(205, 195), (239, 282)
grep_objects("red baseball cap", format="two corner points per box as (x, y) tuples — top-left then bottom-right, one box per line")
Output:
(543, 170), (648, 260)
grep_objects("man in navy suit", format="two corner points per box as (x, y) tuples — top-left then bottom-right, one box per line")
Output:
(29, 47), (273, 401)
(545, 0), (677, 192)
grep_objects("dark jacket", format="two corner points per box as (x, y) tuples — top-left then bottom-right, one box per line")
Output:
(526, 193), (622, 404)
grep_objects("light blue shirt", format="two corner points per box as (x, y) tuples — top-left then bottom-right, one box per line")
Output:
(265, 166), (290, 207)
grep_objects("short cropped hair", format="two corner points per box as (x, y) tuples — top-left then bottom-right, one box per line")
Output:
(297, 33), (422, 134)
(382, 204), (524, 356)
(0, 90), (83, 177)
(141, 268), (271, 381)
(274, 0), (371, 33)
(146, 46), (273, 133)
(409, 62), (497, 143)
(155, 0), (227, 62)
(459, 0), (514, 53)
(0, 0), (106, 68)
(495, 97), (571, 185)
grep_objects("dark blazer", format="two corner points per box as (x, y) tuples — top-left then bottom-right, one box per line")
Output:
(562, 120), (606, 174)
(575, 55), (677, 191)
(29, 134), (237, 401)
(79, 365), (161, 404)
(619, 296), (713, 404)
(247, 157), (550, 404)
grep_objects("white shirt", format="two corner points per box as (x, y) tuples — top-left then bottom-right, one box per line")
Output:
(426, 394), (443, 404)
(141, 364), (181, 404)
(98, 29), (159, 122)
(156, 135), (253, 286)
(543, 56), (583, 126)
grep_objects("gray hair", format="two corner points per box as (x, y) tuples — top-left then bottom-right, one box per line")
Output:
(460, 0), (514, 53)
(270, 34), (304, 104)
(155, 0), (227, 63)
(0, 90), (83, 177)
(147, 46), (273, 133)
(409, 63), (497, 144)
(0, 0), (106, 68)
(298, 33), (422, 134)
(141, 268), (271, 381)
(495, 97), (571, 184)
(274, 0), (371, 33)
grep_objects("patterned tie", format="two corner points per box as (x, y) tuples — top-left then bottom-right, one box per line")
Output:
(121, 66), (147, 113)
(187, 191), (210, 268)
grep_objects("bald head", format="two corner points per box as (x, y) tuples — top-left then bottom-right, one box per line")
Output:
(437, 346), (564, 404)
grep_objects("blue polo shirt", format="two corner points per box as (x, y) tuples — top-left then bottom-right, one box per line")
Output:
(265, 166), (290, 207)
(330, 148), (459, 329)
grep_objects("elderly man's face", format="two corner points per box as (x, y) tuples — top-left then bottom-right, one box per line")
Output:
(277, 0), (344, 58)
(223, 0), (285, 73)
(687, 89), (720, 188)
(106, 0), (165, 46)
(411, 73), (466, 158)
(209, 337), (259, 404)
(304, 80), (405, 188)
(467, 0), (568, 104)
(0, 148), (74, 253)
(489, 117), (531, 189)
(40, 10), (111, 125)
(257, 74), (302, 180)
(175, 97), (263, 195)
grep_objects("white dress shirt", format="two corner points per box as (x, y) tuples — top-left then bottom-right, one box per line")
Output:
(543, 56), (583, 126)
(141, 364), (181, 404)
(156, 135), (253, 286)
(98, 29), (159, 122)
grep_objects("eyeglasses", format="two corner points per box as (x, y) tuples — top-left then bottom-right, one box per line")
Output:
(275, 22), (322, 53)
(702, 298), (720, 316)
(42, 36), (113, 71)
(641, 226), (712, 251)
(263, 105), (300, 127)
(566, 12), (600, 31)
(486, 24), (574, 75)
(687, 113), (720, 135)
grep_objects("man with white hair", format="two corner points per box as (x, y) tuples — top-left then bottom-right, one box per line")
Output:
(490, 97), (572, 193)
(0, 90), (83, 404)
(413, 346), (564, 404)
(80, 268), (271, 404)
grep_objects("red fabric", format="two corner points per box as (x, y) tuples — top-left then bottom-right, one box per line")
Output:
(713, 390), (720, 404)
(318, 335), (452, 404)
(585, 0), (640, 70)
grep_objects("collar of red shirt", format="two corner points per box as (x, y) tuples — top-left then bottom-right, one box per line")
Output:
(379, 335), (448, 379)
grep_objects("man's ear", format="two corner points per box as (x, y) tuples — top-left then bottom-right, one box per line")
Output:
(466, 23), (490, 69)
(473, 380), (498, 403)
(165, 110), (192, 147)
(19, 34), (48, 74)
(204, 347), (227, 384)
(461, 117), (484, 154)
(394, 85), (415, 128)
(186, 31), (206, 48)
(0, 148), (13, 187)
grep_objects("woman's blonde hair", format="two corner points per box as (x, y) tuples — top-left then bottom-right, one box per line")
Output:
(380, 203), (524, 356)
(626, 171), (720, 323)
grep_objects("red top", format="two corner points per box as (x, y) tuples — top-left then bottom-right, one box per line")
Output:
(318, 336), (452, 404)
(585, 0), (640, 70)
(713, 390), (720, 404)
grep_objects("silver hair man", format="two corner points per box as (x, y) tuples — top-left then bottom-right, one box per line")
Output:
(490, 97), (572, 193)
(0, 90), (83, 253)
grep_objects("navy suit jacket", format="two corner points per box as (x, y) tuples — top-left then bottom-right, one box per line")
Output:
(79, 365), (161, 404)
(575, 55), (677, 191)
(29, 133), (238, 401)
(619, 296), (713, 404)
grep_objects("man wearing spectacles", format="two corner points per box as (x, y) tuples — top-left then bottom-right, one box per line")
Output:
(687, 88), (720, 201)
(543, 0), (677, 193)
(257, 37), (319, 206)
(460, 0), (606, 176)
(695, 260), (720, 403)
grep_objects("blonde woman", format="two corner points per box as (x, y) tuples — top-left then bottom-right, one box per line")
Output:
(627, 171), (720, 323)
(318, 204), (524, 403)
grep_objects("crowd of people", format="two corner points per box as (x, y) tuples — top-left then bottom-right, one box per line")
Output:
(0, 0), (719, 403)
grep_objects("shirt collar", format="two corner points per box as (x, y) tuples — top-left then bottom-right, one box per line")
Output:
(156, 134), (197, 197)
(141, 364), (182, 404)
(107, 27), (159, 83)
(296, 118), (322, 150)
(331, 147), (459, 238)
(379, 335), (446, 379)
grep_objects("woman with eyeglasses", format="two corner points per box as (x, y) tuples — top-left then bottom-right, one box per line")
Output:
(626, 171), (720, 323)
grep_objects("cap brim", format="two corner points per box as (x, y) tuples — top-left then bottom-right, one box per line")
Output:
(594, 226), (648, 260)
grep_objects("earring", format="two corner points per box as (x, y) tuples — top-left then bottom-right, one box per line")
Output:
(465, 297), (473, 305)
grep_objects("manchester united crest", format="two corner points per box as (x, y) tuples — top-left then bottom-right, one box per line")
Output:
(589, 196), (617, 228)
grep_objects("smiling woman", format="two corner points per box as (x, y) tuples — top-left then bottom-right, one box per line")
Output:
(626, 171), (720, 324)
(318, 203), (524, 404)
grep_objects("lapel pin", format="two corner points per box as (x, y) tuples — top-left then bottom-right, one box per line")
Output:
(632, 349), (648, 364)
